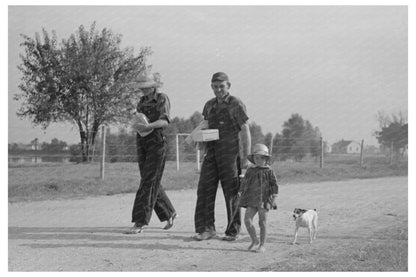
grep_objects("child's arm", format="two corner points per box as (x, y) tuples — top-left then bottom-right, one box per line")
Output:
(268, 170), (279, 209)
(270, 170), (279, 195)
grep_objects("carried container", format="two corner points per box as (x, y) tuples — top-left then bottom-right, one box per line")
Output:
(192, 129), (219, 142)
(133, 113), (153, 137)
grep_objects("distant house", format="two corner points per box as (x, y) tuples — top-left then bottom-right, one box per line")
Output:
(18, 143), (36, 151)
(8, 143), (42, 152)
(331, 140), (361, 154)
(323, 141), (332, 153)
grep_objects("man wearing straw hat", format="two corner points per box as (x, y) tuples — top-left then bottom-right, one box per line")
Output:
(126, 70), (177, 234)
(192, 72), (251, 241)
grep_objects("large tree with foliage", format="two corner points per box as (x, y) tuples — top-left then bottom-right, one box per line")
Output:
(277, 113), (321, 161)
(15, 22), (151, 162)
(264, 132), (273, 153)
(41, 138), (68, 153)
(249, 122), (265, 146)
(375, 110), (408, 157)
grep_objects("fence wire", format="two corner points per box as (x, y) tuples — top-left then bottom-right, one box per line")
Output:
(8, 132), (408, 169)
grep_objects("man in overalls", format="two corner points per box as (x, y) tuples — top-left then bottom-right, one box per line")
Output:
(193, 72), (251, 241)
(126, 70), (177, 234)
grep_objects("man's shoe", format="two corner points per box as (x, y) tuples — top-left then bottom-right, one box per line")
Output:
(192, 231), (216, 241)
(124, 223), (143, 234)
(163, 212), (178, 230)
(222, 235), (238, 241)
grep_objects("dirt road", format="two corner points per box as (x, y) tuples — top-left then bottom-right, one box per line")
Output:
(8, 176), (407, 271)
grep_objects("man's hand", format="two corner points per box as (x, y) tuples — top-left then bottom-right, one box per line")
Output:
(136, 123), (152, 132)
(241, 157), (250, 170)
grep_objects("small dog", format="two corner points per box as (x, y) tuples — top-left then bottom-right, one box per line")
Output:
(292, 208), (318, 244)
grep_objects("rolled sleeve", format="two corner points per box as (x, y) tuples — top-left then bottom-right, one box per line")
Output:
(202, 104), (208, 120)
(202, 99), (214, 120)
(157, 93), (171, 123)
(231, 100), (249, 129)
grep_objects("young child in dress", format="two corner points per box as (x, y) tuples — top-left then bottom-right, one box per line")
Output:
(238, 143), (278, 253)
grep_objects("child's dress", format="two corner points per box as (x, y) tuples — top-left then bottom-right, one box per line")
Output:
(238, 165), (278, 210)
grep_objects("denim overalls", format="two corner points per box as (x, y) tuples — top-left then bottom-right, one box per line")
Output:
(131, 92), (176, 226)
(194, 95), (247, 237)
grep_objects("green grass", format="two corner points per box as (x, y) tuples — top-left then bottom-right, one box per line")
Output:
(8, 156), (407, 202)
(8, 161), (199, 202)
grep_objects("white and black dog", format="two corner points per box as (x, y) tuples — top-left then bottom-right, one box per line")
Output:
(292, 208), (318, 244)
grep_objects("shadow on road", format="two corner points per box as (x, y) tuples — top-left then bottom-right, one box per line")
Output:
(10, 226), (286, 252)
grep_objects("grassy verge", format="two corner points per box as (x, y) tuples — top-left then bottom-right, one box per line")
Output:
(8, 162), (198, 202)
(8, 157), (407, 203)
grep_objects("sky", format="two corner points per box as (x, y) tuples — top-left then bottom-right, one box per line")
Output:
(7, 5), (408, 146)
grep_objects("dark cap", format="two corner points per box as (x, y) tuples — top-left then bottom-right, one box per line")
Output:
(211, 72), (229, 82)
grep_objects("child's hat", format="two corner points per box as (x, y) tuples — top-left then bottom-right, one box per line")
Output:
(247, 143), (271, 164)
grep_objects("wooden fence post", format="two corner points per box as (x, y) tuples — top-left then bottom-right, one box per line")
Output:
(176, 134), (180, 171)
(360, 139), (364, 166)
(175, 133), (196, 171)
(320, 137), (324, 169)
(100, 126), (106, 180)
(389, 141), (394, 165)
(196, 148), (201, 172)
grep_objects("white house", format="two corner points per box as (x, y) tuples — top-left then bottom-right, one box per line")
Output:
(331, 140), (361, 154)
(323, 142), (332, 153)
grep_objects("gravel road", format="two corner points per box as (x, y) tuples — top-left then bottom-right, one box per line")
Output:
(8, 176), (407, 271)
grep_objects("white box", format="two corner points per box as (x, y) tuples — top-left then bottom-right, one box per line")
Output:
(193, 129), (219, 142)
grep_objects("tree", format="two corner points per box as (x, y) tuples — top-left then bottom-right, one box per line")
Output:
(15, 22), (152, 162)
(304, 124), (321, 161)
(271, 132), (283, 159)
(375, 110), (408, 157)
(30, 138), (39, 151)
(41, 138), (68, 153)
(264, 132), (273, 153)
(8, 143), (20, 153)
(278, 114), (321, 161)
(249, 122), (265, 145)
(189, 111), (204, 128)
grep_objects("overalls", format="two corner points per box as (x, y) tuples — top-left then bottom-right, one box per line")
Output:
(194, 101), (242, 236)
(131, 94), (176, 226)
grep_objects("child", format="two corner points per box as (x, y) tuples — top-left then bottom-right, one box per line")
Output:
(238, 143), (278, 253)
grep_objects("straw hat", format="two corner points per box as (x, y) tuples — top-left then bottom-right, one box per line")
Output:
(135, 70), (159, 89)
(247, 143), (271, 164)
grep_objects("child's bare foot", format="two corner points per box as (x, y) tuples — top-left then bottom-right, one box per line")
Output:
(248, 241), (259, 251)
(255, 245), (266, 253)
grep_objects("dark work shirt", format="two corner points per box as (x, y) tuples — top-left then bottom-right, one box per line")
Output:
(202, 93), (249, 131)
(136, 91), (171, 123)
